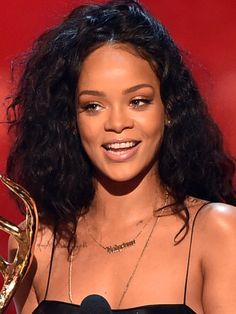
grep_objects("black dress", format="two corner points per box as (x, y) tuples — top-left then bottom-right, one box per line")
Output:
(33, 300), (196, 313)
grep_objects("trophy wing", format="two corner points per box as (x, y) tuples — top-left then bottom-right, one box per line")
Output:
(0, 174), (38, 313)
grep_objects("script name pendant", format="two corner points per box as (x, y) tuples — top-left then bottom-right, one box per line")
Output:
(105, 239), (136, 253)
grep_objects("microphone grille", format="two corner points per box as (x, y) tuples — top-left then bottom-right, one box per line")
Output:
(80, 294), (112, 313)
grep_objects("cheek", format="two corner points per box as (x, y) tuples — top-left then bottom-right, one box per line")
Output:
(149, 120), (164, 135)
(144, 120), (165, 156)
(77, 119), (99, 153)
(139, 111), (165, 139)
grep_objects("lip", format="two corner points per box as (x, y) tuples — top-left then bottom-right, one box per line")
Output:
(102, 138), (140, 146)
(102, 140), (141, 162)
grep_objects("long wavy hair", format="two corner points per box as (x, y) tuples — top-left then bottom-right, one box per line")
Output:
(7, 0), (236, 252)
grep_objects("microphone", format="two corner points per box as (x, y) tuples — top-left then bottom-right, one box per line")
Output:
(80, 294), (112, 313)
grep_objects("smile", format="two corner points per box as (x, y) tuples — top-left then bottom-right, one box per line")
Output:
(103, 141), (139, 150)
(102, 140), (141, 162)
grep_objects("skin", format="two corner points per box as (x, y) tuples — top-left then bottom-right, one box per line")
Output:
(77, 44), (165, 184)
(8, 44), (236, 314)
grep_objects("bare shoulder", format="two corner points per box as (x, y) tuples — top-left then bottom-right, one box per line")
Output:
(186, 198), (236, 263)
(34, 222), (54, 254)
(186, 199), (236, 313)
(8, 221), (54, 257)
(8, 222), (54, 314)
(190, 200), (236, 238)
(183, 198), (236, 261)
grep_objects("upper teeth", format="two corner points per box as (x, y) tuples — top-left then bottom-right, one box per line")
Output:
(106, 142), (136, 149)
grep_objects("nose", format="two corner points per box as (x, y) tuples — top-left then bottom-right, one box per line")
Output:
(104, 106), (134, 133)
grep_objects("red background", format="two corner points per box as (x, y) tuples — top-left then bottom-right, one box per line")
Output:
(0, 1), (235, 313)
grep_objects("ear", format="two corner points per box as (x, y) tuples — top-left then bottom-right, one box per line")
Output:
(164, 115), (171, 127)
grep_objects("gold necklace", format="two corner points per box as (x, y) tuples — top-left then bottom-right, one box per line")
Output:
(117, 207), (164, 308)
(68, 254), (73, 303)
(68, 206), (165, 306)
(68, 191), (169, 305)
(84, 190), (169, 254)
(85, 215), (153, 253)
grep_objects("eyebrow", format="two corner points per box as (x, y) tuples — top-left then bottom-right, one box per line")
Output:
(123, 84), (154, 94)
(78, 83), (154, 97)
(78, 90), (106, 97)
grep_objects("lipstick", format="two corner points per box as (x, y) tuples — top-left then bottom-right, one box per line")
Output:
(102, 140), (141, 162)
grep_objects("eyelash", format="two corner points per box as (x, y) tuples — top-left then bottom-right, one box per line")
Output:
(79, 103), (102, 112)
(79, 98), (152, 113)
(130, 98), (152, 108)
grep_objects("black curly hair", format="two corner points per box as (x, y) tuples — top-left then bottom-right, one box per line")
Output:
(7, 0), (236, 252)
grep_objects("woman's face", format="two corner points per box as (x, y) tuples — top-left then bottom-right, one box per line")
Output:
(77, 44), (165, 182)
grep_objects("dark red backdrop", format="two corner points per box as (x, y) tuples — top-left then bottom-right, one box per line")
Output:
(0, 1), (235, 313)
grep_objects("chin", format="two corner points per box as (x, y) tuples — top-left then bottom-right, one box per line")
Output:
(108, 174), (137, 183)
(95, 162), (157, 186)
(101, 171), (139, 183)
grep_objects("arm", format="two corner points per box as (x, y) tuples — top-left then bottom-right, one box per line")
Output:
(200, 203), (236, 313)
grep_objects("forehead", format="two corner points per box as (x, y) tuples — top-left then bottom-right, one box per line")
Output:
(78, 43), (159, 89)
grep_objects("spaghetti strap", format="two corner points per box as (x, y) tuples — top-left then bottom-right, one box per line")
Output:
(44, 226), (57, 300)
(183, 201), (210, 304)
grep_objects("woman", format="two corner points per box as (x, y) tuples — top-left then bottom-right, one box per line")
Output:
(8, 0), (236, 313)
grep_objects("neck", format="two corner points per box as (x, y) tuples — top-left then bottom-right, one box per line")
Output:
(88, 168), (166, 226)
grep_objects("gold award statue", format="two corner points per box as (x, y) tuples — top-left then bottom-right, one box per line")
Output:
(0, 174), (38, 313)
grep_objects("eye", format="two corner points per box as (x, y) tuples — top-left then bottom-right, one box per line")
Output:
(78, 102), (103, 113)
(130, 98), (152, 109)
